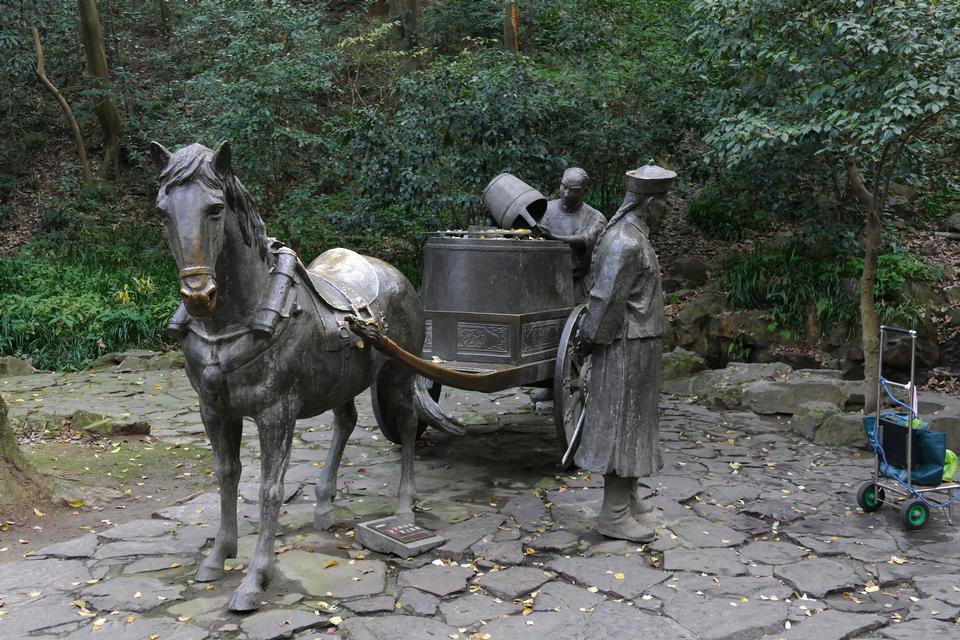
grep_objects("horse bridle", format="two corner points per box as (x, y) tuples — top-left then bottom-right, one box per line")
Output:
(179, 266), (217, 278)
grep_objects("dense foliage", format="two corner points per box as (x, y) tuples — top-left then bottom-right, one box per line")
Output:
(0, 0), (957, 370)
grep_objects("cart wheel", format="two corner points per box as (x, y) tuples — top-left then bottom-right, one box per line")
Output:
(856, 482), (884, 513)
(900, 499), (929, 530)
(554, 305), (589, 469)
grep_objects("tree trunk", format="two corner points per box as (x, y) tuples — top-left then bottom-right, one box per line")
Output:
(0, 397), (47, 514)
(846, 157), (881, 412)
(860, 201), (882, 412)
(78, 0), (122, 180)
(32, 27), (94, 187)
(157, 0), (172, 37)
(503, 1), (520, 52)
(388, 0), (421, 48)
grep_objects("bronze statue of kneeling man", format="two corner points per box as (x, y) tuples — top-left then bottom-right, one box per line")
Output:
(575, 160), (676, 543)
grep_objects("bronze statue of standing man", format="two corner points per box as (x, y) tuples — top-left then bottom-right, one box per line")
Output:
(575, 160), (676, 543)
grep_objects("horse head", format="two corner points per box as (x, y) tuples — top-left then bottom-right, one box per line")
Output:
(151, 140), (257, 317)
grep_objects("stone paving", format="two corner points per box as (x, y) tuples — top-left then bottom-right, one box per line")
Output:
(3, 365), (960, 639)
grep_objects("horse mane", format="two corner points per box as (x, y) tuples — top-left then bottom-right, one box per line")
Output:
(159, 143), (268, 257)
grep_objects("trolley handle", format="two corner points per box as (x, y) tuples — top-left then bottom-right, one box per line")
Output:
(880, 325), (917, 338)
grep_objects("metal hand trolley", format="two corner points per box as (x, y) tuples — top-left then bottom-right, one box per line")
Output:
(857, 325), (960, 529)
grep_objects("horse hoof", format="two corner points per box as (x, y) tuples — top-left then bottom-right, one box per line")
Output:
(195, 562), (224, 583)
(314, 507), (335, 531)
(229, 587), (265, 613)
(393, 510), (415, 525)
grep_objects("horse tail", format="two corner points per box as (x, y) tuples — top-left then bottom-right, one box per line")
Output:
(414, 377), (466, 436)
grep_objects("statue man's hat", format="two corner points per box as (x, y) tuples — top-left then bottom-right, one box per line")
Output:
(625, 160), (677, 194)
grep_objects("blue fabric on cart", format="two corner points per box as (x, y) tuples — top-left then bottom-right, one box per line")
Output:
(863, 416), (946, 486)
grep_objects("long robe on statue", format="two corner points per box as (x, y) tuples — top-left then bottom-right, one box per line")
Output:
(575, 215), (664, 477)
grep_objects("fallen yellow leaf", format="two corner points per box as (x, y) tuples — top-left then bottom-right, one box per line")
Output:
(322, 559), (339, 569)
(614, 572), (625, 580)
(67, 498), (86, 508)
(33, 507), (45, 518)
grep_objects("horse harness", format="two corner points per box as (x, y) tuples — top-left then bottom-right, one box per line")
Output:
(167, 240), (386, 377)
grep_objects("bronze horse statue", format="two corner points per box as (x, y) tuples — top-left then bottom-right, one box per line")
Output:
(149, 141), (462, 612)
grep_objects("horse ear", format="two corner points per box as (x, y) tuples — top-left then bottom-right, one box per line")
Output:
(149, 141), (172, 175)
(211, 140), (232, 177)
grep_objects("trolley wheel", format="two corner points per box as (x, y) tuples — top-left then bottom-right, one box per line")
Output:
(856, 482), (885, 513)
(554, 304), (589, 470)
(900, 499), (929, 530)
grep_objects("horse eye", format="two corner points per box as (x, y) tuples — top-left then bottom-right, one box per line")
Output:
(208, 204), (224, 218)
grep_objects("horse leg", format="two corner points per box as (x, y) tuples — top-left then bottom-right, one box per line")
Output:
(314, 401), (357, 530)
(229, 401), (297, 612)
(396, 381), (419, 523)
(196, 411), (242, 582)
(374, 363), (419, 523)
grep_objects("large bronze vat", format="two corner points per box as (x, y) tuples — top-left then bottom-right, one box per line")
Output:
(420, 231), (575, 383)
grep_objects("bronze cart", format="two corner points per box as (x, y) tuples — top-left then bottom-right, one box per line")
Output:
(355, 230), (589, 468)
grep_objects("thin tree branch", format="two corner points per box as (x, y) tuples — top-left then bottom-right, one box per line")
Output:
(844, 156), (873, 208)
(32, 27), (94, 186)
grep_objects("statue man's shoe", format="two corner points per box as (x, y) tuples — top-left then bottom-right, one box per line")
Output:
(598, 474), (656, 543)
(597, 512), (656, 543)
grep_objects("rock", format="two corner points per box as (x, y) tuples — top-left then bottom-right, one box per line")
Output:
(0, 558), (94, 594)
(0, 355), (34, 376)
(531, 529), (579, 552)
(914, 574), (960, 606)
(661, 348), (707, 381)
(398, 587), (440, 616)
(790, 401), (842, 440)
(742, 377), (849, 415)
(944, 212), (960, 232)
(774, 558), (860, 598)
(0, 595), (86, 637)
(739, 541), (808, 565)
(946, 286), (960, 305)
(239, 609), (328, 640)
(435, 513), (505, 561)
(533, 581), (605, 612)
(813, 412), (868, 449)
(718, 310), (776, 348)
(475, 566), (552, 600)
(438, 592), (522, 626)
(397, 563), (475, 597)
(275, 550), (386, 598)
(100, 518), (178, 540)
(757, 610), (884, 639)
(62, 614), (210, 639)
(469, 538), (524, 564)
(83, 418), (151, 436)
(342, 595), (395, 614)
(341, 615), (459, 640)
(80, 576), (185, 611)
(690, 362), (793, 410)
(672, 256), (708, 287)
(548, 555), (669, 599)
(662, 548), (746, 576)
(674, 290), (727, 349)
(31, 532), (99, 559)
(662, 591), (788, 640)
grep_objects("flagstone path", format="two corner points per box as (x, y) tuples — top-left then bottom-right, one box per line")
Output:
(2, 366), (960, 639)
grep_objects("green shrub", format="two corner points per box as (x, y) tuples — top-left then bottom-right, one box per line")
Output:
(686, 181), (771, 241)
(722, 238), (936, 337)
